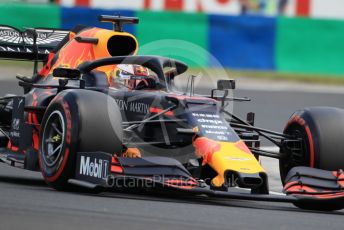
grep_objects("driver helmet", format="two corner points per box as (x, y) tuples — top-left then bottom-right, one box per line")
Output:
(110, 64), (156, 90)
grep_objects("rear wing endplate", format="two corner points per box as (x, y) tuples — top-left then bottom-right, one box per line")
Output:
(0, 25), (69, 61)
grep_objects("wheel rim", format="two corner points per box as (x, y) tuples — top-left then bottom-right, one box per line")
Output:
(41, 111), (66, 167)
(286, 129), (308, 165)
(280, 126), (309, 181)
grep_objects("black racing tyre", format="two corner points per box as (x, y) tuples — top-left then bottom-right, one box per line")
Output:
(39, 89), (123, 190)
(0, 134), (8, 147)
(280, 107), (344, 182)
(24, 147), (39, 171)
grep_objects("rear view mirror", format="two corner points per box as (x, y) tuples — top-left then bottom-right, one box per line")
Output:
(53, 67), (81, 79)
(217, 79), (235, 90)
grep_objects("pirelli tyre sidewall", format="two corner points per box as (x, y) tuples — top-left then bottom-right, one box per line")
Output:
(280, 107), (344, 182)
(39, 91), (78, 189)
(39, 89), (123, 190)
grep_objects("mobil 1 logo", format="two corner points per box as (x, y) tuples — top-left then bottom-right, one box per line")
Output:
(75, 152), (111, 185)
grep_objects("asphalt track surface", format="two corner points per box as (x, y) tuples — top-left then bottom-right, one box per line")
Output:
(1, 66), (344, 230)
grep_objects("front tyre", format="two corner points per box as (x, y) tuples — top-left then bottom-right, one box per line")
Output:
(280, 107), (344, 182)
(39, 90), (123, 190)
(39, 95), (78, 190)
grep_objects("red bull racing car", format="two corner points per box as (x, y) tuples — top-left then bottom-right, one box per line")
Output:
(1, 15), (344, 211)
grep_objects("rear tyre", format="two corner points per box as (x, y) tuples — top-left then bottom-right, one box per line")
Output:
(280, 107), (344, 182)
(39, 90), (123, 190)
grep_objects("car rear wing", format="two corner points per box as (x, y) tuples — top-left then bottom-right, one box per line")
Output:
(0, 25), (69, 61)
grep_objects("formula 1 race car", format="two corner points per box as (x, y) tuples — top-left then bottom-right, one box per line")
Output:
(1, 15), (344, 211)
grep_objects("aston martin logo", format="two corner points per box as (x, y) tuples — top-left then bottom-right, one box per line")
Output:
(0, 26), (68, 47)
